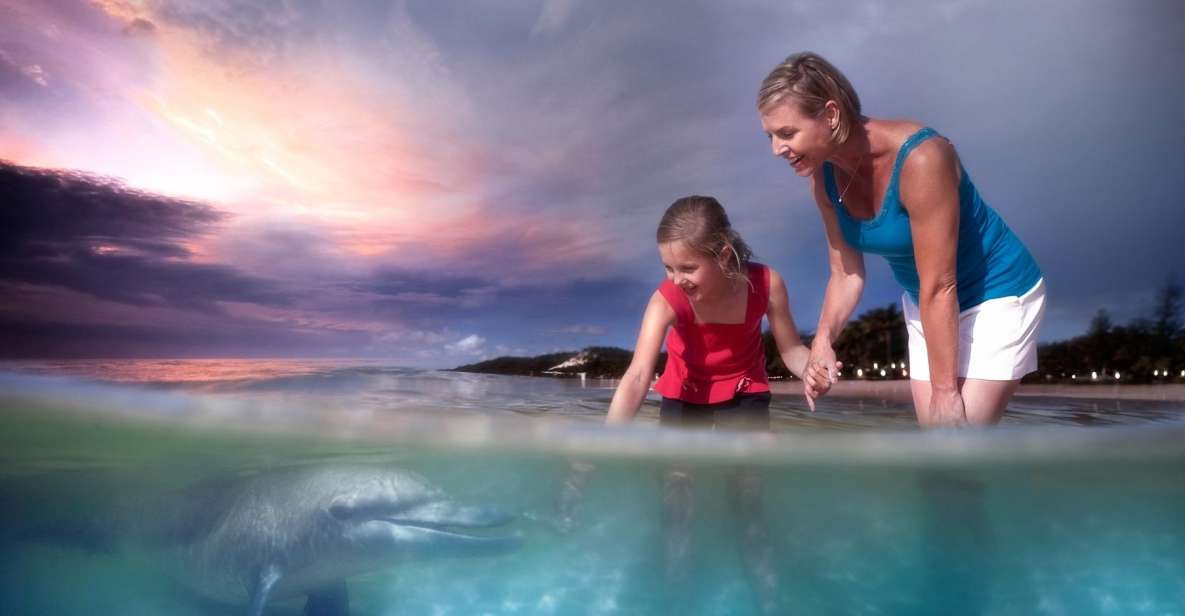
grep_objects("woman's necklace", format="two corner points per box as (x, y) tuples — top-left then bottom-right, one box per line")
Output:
(837, 150), (868, 204)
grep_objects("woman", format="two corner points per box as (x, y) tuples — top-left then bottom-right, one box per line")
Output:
(757, 52), (1045, 427)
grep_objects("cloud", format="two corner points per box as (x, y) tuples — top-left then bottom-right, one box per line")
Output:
(446, 334), (486, 356)
(144, 1), (316, 70)
(0, 160), (291, 311)
(553, 325), (608, 336)
(4, 0), (1184, 359)
(357, 268), (495, 304)
(0, 281), (369, 359)
(531, 0), (574, 38)
(122, 17), (156, 37)
(493, 344), (530, 357)
(0, 159), (655, 360)
(19, 63), (47, 86)
(1, 160), (223, 249)
(0, 47), (48, 89)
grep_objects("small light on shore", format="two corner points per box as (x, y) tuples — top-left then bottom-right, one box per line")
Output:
(857, 368), (864, 377)
(902, 369), (908, 377)
(1091, 371), (1098, 380)
(890, 362), (896, 369)
(879, 369), (886, 377)
(1181, 370), (1184, 377)
(1153, 370), (1159, 376)
(873, 362), (878, 370)
(1114, 371), (1120, 380)
(1072, 374), (1077, 380)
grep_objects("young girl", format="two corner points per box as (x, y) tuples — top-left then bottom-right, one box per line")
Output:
(583, 196), (838, 609)
(606, 195), (838, 427)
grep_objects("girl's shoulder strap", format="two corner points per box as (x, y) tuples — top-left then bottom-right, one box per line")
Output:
(746, 262), (771, 322)
(657, 278), (695, 326)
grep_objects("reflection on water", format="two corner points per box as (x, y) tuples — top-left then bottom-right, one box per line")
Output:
(5, 358), (1185, 430)
(2, 362), (1185, 614)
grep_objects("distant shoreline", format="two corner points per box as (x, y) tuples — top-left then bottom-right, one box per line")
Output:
(767, 380), (1185, 402)
(569, 375), (1185, 403)
(454, 346), (1185, 403)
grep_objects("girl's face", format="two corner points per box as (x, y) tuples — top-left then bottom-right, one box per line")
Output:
(759, 98), (836, 177)
(658, 240), (730, 302)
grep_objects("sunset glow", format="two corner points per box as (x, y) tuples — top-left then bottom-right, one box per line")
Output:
(2, 1), (1183, 363)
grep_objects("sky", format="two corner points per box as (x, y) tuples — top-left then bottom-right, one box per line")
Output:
(2, 0), (1184, 366)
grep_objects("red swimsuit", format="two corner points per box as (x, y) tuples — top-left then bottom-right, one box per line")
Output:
(653, 262), (771, 404)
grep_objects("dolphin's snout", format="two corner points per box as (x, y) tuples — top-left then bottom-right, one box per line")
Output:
(390, 502), (516, 529)
(327, 494), (515, 528)
(331, 489), (521, 558)
(343, 518), (522, 558)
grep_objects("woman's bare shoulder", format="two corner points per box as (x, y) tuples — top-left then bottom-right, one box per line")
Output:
(901, 136), (958, 177)
(867, 118), (929, 149)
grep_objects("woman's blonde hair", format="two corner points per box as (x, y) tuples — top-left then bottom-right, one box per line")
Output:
(657, 196), (752, 278)
(757, 51), (863, 144)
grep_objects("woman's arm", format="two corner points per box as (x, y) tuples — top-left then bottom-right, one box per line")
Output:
(899, 138), (964, 424)
(809, 178), (866, 382)
(606, 291), (675, 424)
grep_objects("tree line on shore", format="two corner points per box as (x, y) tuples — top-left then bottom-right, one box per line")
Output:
(457, 282), (1184, 385)
(1036, 282), (1184, 384)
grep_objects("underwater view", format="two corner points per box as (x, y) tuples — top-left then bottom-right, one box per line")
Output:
(2, 360), (1184, 615)
(5, 1), (1185, 614)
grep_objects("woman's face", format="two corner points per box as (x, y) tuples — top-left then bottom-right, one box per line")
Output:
(658, 240), (729, 303)
(759, 98), (835, 177)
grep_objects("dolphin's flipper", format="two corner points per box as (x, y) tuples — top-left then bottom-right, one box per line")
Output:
(247, 563), (283, 616)
(304, 580), (349, 616)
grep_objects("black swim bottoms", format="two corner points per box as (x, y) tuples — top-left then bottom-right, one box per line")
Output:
(659, 392), (771, 431)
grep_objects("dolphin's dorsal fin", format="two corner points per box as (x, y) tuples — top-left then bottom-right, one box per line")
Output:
(304, 580), (349, 616)
(247, 563), (283, 616)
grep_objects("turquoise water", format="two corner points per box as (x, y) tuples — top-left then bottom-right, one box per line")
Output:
(2, 361), (1185, 615)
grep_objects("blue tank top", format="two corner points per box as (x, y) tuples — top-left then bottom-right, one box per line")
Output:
(823, 127), (1042, 311)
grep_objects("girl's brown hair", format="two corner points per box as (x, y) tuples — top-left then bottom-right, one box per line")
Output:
(657, 195), (753, 278)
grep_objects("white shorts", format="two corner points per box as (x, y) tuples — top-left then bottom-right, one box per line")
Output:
(904, 279), (1046, 382)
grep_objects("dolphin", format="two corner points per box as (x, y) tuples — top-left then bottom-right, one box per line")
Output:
(23, 465), (520, 615)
